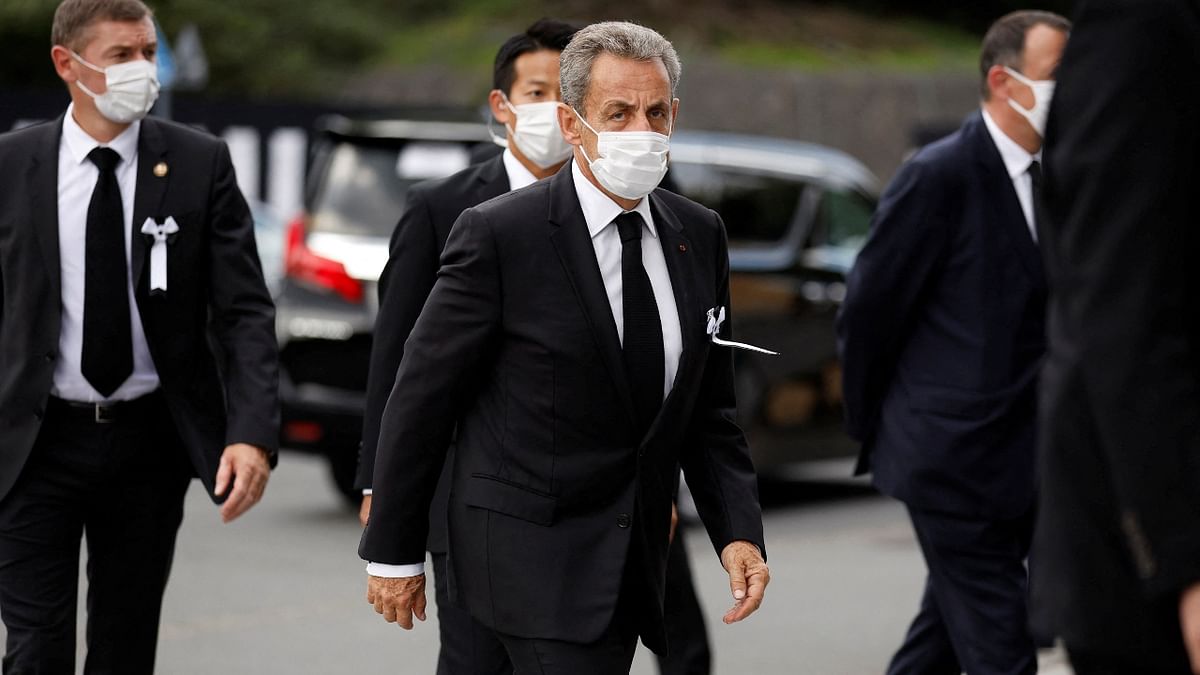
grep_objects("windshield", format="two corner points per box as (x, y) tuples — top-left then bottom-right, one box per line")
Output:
(308, 139), (474, 238)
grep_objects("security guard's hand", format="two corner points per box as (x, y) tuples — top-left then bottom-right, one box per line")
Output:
(1180, 582), (1200, 673)
(367, 574), (427, 629)
(720, 540), (769, 624)
(359, 494), (372, 527)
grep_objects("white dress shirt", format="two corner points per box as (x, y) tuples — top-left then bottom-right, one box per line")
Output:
(501, 148), (538, 191)
(981, 108), (1041, 242)
(571, 159), (683, 398)
(367, 159), (683, 579)
(54, 104), (160, 402)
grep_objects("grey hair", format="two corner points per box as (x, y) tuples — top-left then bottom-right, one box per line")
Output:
(560, 21), (682, 113)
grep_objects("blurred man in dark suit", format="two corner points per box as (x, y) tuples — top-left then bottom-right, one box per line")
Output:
(357, 18), (713, 675)
(837, 10), (1069, 675)
(0, 1), (278, 672)
(1032, 1), (1200, 673)
(360, 21), (768, 675)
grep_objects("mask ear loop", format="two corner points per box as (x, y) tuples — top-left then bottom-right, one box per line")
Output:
(69, 51), (108, 99)
(569, 107), (603, 166)
(487, 91), (522, 149)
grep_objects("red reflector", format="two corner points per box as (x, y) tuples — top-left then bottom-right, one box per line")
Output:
(284, 214), (365, 304)
(284, 421), (324, 444)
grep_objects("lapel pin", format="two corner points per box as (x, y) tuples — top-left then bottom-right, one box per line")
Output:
(153, 162), (169, 178)
(678, 244), (687, 252)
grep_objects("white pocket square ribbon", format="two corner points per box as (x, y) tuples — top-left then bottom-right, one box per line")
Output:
(705, 306), (779, 355)
(141, 217), (179, 293)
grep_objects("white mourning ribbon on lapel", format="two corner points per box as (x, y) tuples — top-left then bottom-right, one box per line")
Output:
(140, 217), (179, 293)
(705, 306), (779, 355)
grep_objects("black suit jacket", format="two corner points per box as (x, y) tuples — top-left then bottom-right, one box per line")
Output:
(357, 155), (508, 553)
(837, 111), (1047, 520)
(1031, 0), (1200, 664)
(0, 115), (280, 503)
(360, 166), (764, 651)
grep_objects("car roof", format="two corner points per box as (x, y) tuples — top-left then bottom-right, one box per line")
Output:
(317, 113), (493, 143)
(670, 130), (878, 196)
(316, 116), (878, 195)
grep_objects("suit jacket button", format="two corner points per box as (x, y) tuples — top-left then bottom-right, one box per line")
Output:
(616, 513), (631, 528)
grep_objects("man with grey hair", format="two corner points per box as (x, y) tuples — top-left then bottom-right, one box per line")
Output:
(362, 20), (768, 673)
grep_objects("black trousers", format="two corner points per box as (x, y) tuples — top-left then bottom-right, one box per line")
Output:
(658, 527), (711, 675)
(1069, 649), (1191, 675)
(433, 529), (710, 675)
(0, 393), (192, 675)
(432, 551), (511, 675)
(886, 506), (1037, 675)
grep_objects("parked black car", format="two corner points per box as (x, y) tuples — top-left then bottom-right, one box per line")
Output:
(276, 115), (878, 499)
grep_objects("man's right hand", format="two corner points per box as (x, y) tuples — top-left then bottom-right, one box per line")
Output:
(1180, 582), (1200, 673)
(359, 494), (372, 527)
(367, 574), (427, 629)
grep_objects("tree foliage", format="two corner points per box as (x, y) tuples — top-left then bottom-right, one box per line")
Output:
(0, 0), (1076, 97)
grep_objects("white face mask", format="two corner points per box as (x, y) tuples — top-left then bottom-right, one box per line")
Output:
(492, 94), (573, 169)
(72, 52), (160, 124)
(573, 108), (672, 201)
(1003, 66), (1055, 138)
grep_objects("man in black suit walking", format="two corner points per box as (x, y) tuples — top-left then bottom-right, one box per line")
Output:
(0, 1), (278, 672)
(1032, 1), (1200, 673)
(357, 18), (713, 675)
(361, 21), (768, 674)
(837, 10), (1069, 675)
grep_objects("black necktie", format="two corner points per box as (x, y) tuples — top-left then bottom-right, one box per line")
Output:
(1028, 160), (1047, 242)
(614, 211), (665, 436)
(82, 147), (134, 398)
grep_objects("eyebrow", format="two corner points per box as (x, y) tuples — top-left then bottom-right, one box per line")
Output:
(102, 39), (157, 56)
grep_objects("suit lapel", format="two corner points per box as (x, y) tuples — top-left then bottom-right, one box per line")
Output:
(547, 168), (637, 428)
(971, 114), (1047, 289)
(131, 118), (169, 289)
(473, 153), (510, 202)
(29, 118), (64, 300)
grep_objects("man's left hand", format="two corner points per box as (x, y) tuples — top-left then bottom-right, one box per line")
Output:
(720, 540), (769, 624)
(214, 443), (270, 523)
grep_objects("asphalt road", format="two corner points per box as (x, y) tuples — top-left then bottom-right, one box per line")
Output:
(1, 452), (1071, 674)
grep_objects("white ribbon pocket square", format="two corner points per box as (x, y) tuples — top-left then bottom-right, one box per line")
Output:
(705, 306), (779, 355)
(141, 217), (179, 293)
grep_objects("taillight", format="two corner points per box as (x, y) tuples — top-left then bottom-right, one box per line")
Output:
(284, 215), (364, 304)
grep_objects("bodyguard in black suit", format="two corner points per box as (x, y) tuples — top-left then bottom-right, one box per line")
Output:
(358, 19), (565, 675)
(1032, 1), (1200, 673)
(837, 11), (1068, 675)
(0, 2), (278, 672)
(362, 22), (768, 674)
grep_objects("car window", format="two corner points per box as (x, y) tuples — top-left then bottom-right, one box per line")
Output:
(814, 188), (874, 250)
(309, 140), (471, 238)
(668, 162), (806, 246)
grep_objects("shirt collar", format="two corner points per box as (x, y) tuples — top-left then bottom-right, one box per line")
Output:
(501, 148), (539, 191)
(570, 159), (657, 240)
(981, 108), (1041, 179)
(61, 102), (141, 167)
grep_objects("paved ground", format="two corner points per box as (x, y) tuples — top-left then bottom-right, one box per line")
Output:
(1, 452), (1071, 673)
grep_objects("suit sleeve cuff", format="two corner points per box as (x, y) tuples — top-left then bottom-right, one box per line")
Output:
(366, 562), (424, 577)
